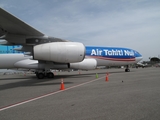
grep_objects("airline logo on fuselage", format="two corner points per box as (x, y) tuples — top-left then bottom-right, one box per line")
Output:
(90, 49), (134, 56)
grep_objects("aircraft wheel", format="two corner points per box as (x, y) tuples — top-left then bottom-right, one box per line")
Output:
(37, 73), (45, 79)
(47, 72), (54, 78)
(125, 69), (130, 72)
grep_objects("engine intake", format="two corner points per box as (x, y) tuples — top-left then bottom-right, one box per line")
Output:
(33, 42), (85, 63)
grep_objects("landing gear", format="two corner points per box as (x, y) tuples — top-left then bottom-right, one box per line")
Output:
(125, 65), (130, 72)
(36, 71), (54, 79)
(36, 72), (45, 79)
(47, 72), (54, 78)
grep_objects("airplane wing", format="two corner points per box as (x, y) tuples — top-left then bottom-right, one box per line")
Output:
(0, 8), (68, 45)
(0, 8), (44, 36)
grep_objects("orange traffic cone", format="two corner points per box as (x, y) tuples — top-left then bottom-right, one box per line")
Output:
(60, 78), (65, 90)
(106, 74), (109, 82)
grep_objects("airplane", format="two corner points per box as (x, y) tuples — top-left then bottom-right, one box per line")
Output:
(136, 62), (148, 68)
(0, 8), (143, 79)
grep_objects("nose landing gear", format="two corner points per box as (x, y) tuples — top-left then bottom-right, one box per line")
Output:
(125, 65), (130, 72)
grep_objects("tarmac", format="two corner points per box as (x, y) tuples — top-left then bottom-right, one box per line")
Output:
(0, 67), (160, 120)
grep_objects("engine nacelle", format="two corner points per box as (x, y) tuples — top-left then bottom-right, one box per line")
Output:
(33, 42), (85, 63)
(70, 59), (97, 70)
(14, 59), (69, 69)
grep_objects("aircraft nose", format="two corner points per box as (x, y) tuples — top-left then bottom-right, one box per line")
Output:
(134, 50), (143, 62)
(136, 56), (143, 62)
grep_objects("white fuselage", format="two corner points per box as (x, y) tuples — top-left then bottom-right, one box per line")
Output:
(0, 54), (32, 69)
(0, 54), (142, 69)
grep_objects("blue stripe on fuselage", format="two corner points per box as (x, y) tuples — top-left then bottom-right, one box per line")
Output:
(86, 46), (141, 60)
(0, 45), (23, 54)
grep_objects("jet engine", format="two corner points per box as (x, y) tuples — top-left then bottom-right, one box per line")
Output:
(70, 59), (97, 70)
(33, 42), (85, 63)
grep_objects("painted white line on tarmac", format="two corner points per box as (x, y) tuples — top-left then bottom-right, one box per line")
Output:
(0, 76), (106, 112)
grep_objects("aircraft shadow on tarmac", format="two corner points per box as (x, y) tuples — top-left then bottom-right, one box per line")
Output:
(56, 70), (128, 77)
(0, 77), (31, 80)
(0, 70), (134, 91)
(55, 70), (134, 79)
(0, 75), (88, 91)
(0, 77), (73, 91)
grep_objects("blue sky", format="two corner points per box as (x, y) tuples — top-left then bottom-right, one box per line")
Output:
(0, 0), (160, 60)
